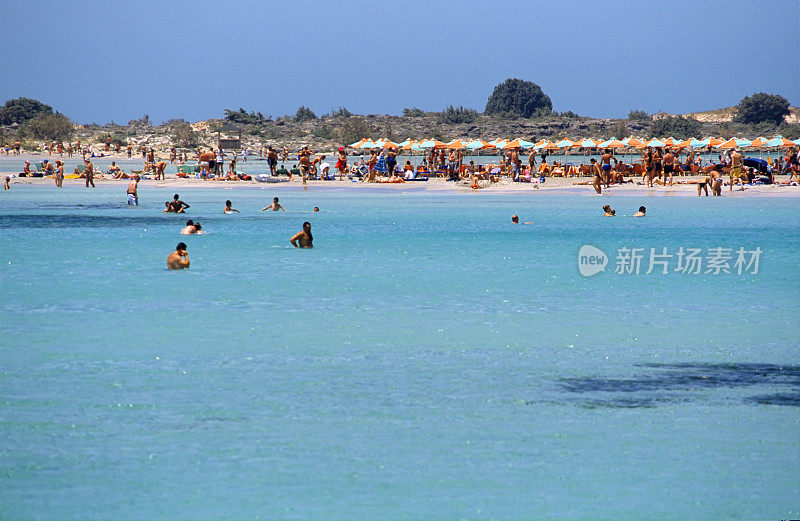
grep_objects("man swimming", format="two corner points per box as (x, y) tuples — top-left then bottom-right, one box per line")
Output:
(602, 205), (616, 217)
(180, 220), (196, 234)
(167, 242), (190, 270)
(224, 200), (239, 213)
(633, 206), (646, 217)
(290, 222), (313, 248)
(127, 175), (140, 205)
(261, 197), (285, 211)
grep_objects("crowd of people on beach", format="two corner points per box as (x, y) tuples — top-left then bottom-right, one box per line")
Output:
(4, 136), (800, 196)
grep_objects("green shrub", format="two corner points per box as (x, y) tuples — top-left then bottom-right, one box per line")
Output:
(294, 106), (317, 122)
(485, 78), (552, 118)
(628, 109), (649, 121)
(437, 105), (478, 125)
(0, 97), (53, 125)
(19, 112), (73, 140)
(403, 107), (426, 117)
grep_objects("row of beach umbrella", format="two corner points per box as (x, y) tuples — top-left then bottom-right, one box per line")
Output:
(348, 135), (800, 151)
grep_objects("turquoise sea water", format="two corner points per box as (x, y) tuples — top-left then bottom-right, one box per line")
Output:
(1, 184), (798, 519)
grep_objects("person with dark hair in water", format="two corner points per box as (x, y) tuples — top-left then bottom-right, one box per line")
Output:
(224, 200), (239, 213)
(167, 242), (190, 270)
(633, 206), (646, 217)
(181, 220), (196, 234)
(169, 194), (189, 213)
(290, 222), (313, 248)
(602, 205), (616, 217)
(261, 197), (285, 212)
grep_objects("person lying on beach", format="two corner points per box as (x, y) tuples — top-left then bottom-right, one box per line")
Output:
(167, 242), (190, 270)
(261, 197), (285, 211)
(290, 222), (313, 248)
(180, 220), (196, 234)
(602, 205), (616, 217)
(169, 194), (189, 213)
(633, 206), (646, 217)
(224, 200), (239, 213)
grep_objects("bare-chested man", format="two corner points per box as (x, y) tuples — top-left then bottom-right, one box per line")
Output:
(299, 148), (312, 188)
(528, 149), (537, 172)
(710, 169), (723, 196)
(663, 148), (675, 186)
(84, 159), (95, 188)
(260, 197), (285, 212)
(290, 222), (313, 248)
(267, 146), (278, 176)
(167, 242), (190, 270)
(127, 175), (140, 206)
(600, 149), (617, 188)
(153, 161), (167, 180)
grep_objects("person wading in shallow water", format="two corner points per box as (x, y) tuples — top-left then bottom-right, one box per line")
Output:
(167, 242), (190, 270)
(290, 222), (313, 248)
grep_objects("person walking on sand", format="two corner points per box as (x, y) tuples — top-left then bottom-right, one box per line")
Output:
(730, 149), (744, 191)
(591, 158), (603, 194)
(336, 147), (348, 180)
(84, 159), (95, 187)
(167, 242), (190, 270)
(261, 197), (285, 211)
(127, 175), (140, 206)
(290, 222), (313, 248)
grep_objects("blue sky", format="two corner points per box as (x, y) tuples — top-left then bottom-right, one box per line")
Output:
(1, 0), (797, 124)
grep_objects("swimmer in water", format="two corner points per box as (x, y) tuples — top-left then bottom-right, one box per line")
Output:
(633, 206), (646, 217)
(511, 215), (533, 224)
(313, 206), (320, 212)
(193, 223), (203, 234)
(180, 220), (196, 234)
(169, 194), (189, 213)
(261, 197), (285, 211)
(224, 200), (239, 213)
(290, 221), (313, 248)
(4, 176), (10, 190)
(167, 242), (190, 270)
(602, 205), (616, 217)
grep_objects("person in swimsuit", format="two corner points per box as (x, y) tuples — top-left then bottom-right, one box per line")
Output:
(652, 148), (663, 183)
(167, 242), (190, 270)
(153, 161), (167, 181)
(386, 147), (398, 177)
(4, 176), (9, 190)
(54, 160), (64, 188)
(267, 146), (278, 176)
(697, 172), (710, 196)
(730, 149), (744, 191)
(84, 159), (95, 188)
(710, 169), (723, 196)
(602, 205), (616, 217)
(260, 197), (285, 211)
(600, 149), (617, 188)
(126, 175), (140, 205)
(169, 194), (189, 213)
(663, 148), (675, 185)
(224, 200), (239, 213)
(633, 206), (646, 217)
(290, 222), (313, 248)
(590, 158), (603, 194)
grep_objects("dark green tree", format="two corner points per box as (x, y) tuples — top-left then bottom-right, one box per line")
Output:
(437, 105), (478, 124)
(485, 78), (552, 118)
(19, 112), (73, 140)
(734, 93), (790, 125)
(628, 109), (649, 121)
(294, 106), (317, 122)
(650, 116), (701, 139)
(0, 97), (54, 125)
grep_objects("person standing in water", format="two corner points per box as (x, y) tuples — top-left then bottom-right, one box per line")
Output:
(167, 242), (190, 270)
(84, 159), (95, 187)
(261, 197), (285, 211)
(127, 175), (140, 205)
(290, 222), (313, 248)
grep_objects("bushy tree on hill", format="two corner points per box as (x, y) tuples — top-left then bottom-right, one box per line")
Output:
(224, 108), (270, 125)
(0, 97), (54, 125)
(437, 105), (478, 124)
(294, 106), (317, 122)
(403, 107), (426, 117)
(19, 112), (73, 140)
(628, 109), (649, 121)
(650, 116), (701, 139)
(734, 93), (790, 125)
(485, 78), (552, 118)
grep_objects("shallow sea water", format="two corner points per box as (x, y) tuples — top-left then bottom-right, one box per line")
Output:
(1, 184), (798, 519)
